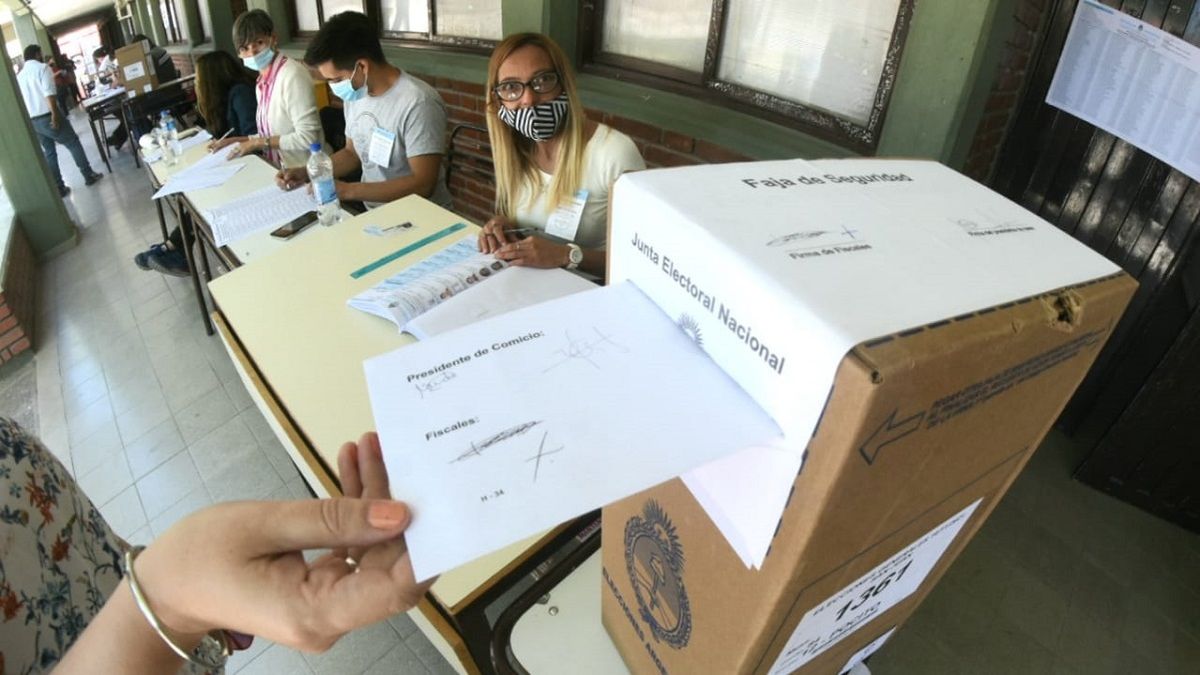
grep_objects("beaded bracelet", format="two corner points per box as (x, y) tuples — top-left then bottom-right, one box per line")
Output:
(123, 546), (231, 670)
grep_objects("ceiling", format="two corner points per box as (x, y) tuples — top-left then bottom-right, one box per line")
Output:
(2, 0), (115, 28)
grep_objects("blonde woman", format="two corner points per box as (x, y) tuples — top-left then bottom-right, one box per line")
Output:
(478, 33), (645, 276)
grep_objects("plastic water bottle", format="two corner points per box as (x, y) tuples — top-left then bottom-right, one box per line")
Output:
(165, 121), (181, 165)
(159, 110), (180, 165)
(306, 142), (339, 226)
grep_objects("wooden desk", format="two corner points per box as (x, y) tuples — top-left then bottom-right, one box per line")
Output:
(208, 198), (560, 673)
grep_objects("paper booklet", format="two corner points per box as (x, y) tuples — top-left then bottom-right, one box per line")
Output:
(406, 266), (597, 340)
(348, 236), (510, 331)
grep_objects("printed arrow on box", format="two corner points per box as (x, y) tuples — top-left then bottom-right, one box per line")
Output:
(858, 408), (925, 465)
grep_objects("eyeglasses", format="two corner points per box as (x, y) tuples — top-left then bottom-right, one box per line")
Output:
(493, 71), (560, 102)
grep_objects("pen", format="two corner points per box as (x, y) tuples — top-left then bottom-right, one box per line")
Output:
(209, 128), (233, 151)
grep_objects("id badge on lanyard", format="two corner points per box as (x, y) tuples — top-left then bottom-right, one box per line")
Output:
(368, 127), (396, 168)
(544, 189), (589, 241)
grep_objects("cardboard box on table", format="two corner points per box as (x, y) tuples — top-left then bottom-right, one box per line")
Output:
(599, 159), (1135, 675)
(115, 40), (158, 96)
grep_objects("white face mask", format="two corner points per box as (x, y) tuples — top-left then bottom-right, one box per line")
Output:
(243, 47), (275, 72)
(330, 63), (367, 102)
(496, 93), (570, 142)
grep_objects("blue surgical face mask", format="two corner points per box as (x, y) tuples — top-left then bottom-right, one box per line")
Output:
(330, 63), (367, 102)
(243, 47), (275, 72)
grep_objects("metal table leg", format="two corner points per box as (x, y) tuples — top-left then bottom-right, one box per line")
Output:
(178, 205), (214, 336)
(124, 101), (142, 169)
(154, 195), (170, 243)
(87, 112), (111, 173)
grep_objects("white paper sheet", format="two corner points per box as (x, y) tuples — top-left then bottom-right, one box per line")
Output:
(204, 184), (316, 247)
(152, 164), (244, 199)
(767, 499), (981, 674)
(406, 267), (597, 340)
(682, 441), (804, 569)
(177, 129), (214, 153)
(175, 145), (233, 177)
(364, 281), (782, 580)
(1047, 0), (1200, 182)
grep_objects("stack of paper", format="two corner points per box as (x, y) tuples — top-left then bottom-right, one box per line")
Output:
(203, 184), (316, 247)
(364, 281), (782, 581)
(151, 163), (244, 199)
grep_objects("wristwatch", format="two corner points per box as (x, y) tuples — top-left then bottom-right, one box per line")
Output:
(565, 243), (583, 270)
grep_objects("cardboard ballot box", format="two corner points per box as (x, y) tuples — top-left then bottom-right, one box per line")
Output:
(115, 40), (158, 96)
(600, 159), (1135, 674)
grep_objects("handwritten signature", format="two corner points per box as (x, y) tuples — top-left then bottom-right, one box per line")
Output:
(543, 327), (629, 373)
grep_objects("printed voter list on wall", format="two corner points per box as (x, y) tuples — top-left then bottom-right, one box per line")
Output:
(364, 282), (781, 581)
(767, 499), (982, 675)
(1047, 0), (1200, 182)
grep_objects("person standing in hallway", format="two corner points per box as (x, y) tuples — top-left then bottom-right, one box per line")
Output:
(17, 44), (103, 198)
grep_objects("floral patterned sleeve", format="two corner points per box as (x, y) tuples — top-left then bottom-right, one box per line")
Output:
(0, 417), (125, 673)
(0, 418), (220, 674)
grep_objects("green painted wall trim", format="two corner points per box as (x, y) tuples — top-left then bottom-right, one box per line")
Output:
(502, 0), (544, 36)
(0, 49), (77, 257)
(947, 0), (1017, 171)
(145, 0), (169, 47)
(207, 0), (235, 54)
(877, 0), (1005, 163)
(276, 0), (1016, 167)
(181, 0), (203, 47)
(38, 228), (79, 260)
(132, 0), (149, 39)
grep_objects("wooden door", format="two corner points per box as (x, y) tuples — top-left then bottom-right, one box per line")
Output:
(990, 0), (1200, 529)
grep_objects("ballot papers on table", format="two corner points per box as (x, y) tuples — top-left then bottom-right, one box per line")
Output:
(1046, 0), (1200, 182)
(348, 236), (511, 331)
(152, 163), (244, 199)
(364, 281), (782, 581)
(406, 266), (597, 339)
(202, 184), (316, 247)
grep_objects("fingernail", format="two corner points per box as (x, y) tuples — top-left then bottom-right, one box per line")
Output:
(368, 501), (408, 529)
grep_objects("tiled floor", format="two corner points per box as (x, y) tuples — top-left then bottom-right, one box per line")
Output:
(30, 109), (454, 674)
(20, 108), (1200, 675)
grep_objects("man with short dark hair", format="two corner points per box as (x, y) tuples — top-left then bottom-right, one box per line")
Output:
(17, 44), (103, 197)
(277, 11), (450, 209)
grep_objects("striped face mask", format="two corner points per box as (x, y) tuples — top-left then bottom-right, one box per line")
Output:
(497, 94), (570, 142)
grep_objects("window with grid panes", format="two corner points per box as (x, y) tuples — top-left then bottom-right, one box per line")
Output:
(582, 0), (915, 150)
(289, 0), (500, 46)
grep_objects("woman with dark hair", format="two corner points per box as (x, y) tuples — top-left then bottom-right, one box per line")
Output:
(133, 51), (259, 275)
(194, 50), (257, 138)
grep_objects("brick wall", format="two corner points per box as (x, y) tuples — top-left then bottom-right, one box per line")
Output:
(962, 0), (1051, 182)
(412, 72), (751, 225)
(0, 221), (37, 364)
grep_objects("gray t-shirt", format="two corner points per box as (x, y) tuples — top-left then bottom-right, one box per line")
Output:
(344, 71), (451, 209)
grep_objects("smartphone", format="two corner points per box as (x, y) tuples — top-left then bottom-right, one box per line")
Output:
(270, 212), (318, 239)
